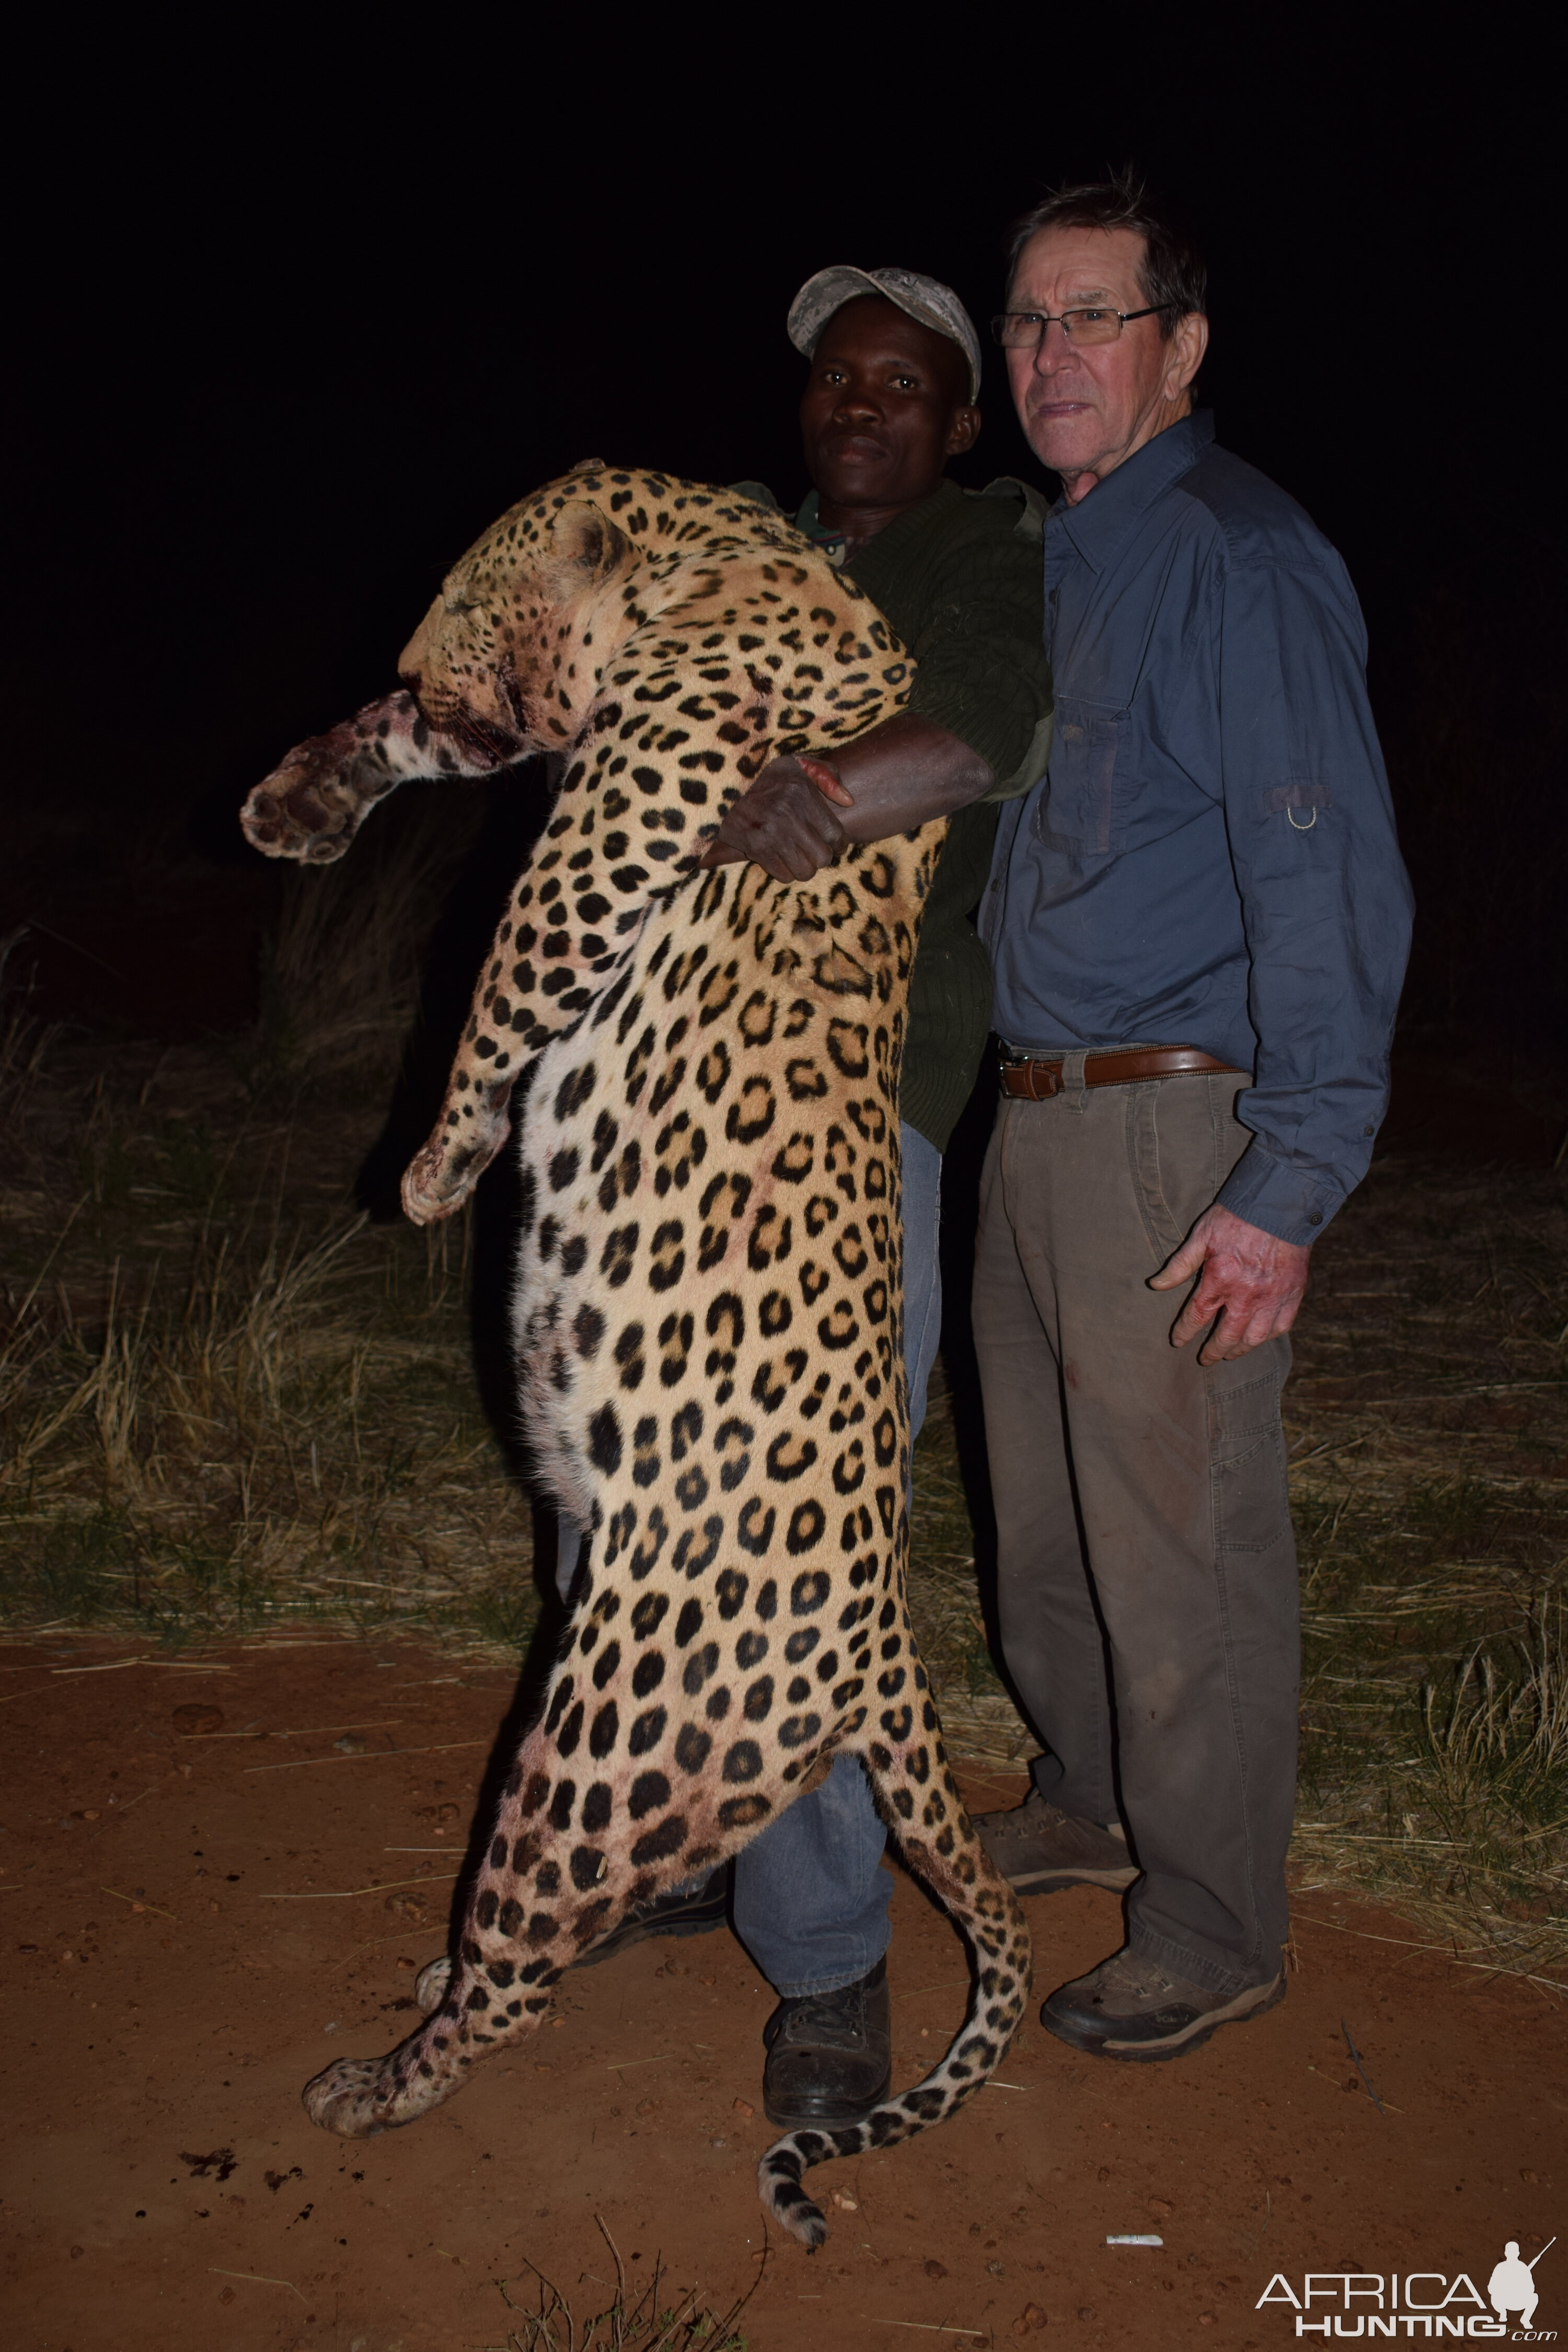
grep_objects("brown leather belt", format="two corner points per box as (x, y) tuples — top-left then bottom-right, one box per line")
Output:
(999, 1046), (1246, 1101)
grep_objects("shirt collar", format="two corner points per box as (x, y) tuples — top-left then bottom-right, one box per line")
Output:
(794, 479), (961, 568)
(1050, 409), (1215, 571)
(795, 487), (848, 566)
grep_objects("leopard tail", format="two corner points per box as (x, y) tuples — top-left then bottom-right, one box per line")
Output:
(756, 1734), (1033, 2249)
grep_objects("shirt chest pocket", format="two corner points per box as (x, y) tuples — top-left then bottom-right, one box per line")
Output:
(1033, 695), (1126, 855)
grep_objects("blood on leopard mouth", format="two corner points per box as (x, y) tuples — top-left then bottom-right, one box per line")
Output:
(446, 711), (521, 767)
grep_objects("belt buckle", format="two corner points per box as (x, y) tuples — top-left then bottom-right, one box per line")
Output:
(1002, 1056), (1061, 1101)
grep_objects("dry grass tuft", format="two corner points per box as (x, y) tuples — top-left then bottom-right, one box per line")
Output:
(905, 1383), (1031, 1770)
(255, 780), (488, 1090)
(1280, 1146), (1568, 1983)
(1, 918), (537, 1652)
(1, 926), (62, 1117)
(494, 2214), (757, 2349)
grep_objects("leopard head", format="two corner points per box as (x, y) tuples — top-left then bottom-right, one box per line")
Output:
(398, 483), (635, 762)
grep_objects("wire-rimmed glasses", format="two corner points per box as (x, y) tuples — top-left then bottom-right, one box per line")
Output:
(991, 304), (1176, 351)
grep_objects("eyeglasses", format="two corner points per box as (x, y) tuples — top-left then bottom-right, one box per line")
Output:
(990, 304), (1176, 351)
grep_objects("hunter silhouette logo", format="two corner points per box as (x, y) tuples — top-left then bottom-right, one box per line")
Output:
(1489, 2239), (1553, 2334)
(1255, 2236), (1555, 2336)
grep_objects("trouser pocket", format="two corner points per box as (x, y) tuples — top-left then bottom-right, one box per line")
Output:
(1126, 1074), (1248, 1267)
(1206, 1343), (1293, 1555)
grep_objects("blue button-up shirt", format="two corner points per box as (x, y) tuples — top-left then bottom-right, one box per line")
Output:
(983, 411), (1413, 1245)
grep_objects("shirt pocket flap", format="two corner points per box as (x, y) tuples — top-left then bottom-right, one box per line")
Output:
(1260, 785), (1334, 814)
(1034, 695), (1125, 855)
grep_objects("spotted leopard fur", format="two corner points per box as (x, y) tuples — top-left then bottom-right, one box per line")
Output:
(240, 464), (1032, 2248)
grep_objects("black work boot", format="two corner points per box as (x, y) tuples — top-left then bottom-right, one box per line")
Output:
(973, 1789), (1137, 1894)
(762, 1956), (892, 2129)
(574, 1866), (730, 1969)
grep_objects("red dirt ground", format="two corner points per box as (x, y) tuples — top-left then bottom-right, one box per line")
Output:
(3, 1635), (1562, 2352)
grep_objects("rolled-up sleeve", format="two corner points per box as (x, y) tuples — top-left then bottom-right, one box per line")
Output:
(1213, 555), (1414, 1244)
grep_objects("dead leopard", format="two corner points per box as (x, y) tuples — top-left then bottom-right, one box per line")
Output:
(240, 462), (1031, 2246)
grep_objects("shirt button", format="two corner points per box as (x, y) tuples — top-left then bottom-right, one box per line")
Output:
(1308, 1211), (1323, 1227)
(1364, 1124), (1375, 1136)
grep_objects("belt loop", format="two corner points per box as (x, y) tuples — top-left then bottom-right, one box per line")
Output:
(1060, 1050), (1089, 1116)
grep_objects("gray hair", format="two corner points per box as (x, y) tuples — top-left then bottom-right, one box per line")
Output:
(1006, 168), (1207, 340)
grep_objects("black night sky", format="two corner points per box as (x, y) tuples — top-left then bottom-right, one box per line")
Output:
(4, 26), (1562, 1046)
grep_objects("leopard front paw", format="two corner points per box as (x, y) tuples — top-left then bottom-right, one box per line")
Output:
(241, 744), (367, 864)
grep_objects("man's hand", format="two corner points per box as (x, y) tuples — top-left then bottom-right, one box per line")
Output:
(695, 754), (851, 881)
(697, 713), (994, 883)
(1149, 1203), (1310, 1365)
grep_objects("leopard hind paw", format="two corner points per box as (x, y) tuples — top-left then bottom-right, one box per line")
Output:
(302, 2015), (465, 2138)
(301, 2054), (401, 2138)
(414, 1955), (452, 2015)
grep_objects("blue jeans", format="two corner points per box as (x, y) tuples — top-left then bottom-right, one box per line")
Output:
(731, 1120), (943, 1997)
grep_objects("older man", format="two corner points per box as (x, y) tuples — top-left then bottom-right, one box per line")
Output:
(970, 177), (1412, 2059)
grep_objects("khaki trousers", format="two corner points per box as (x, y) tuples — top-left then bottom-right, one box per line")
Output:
(972, 1059), (1299, 1992)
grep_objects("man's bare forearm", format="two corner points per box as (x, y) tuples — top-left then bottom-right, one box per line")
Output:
(696, 713), (992, 880)
(815, 711), (994, 835)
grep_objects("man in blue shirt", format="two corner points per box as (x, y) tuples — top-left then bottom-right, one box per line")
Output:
(971, 176), (1412, 2060)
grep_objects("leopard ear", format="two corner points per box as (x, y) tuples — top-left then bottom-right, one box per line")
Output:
(565, 501), (630, 585)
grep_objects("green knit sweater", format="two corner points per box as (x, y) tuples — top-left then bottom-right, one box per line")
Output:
(737, 478), (1053, 1149)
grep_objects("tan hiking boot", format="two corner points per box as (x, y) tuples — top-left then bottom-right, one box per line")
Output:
(973, 1789), (1137, 1894)
(1042, 1948), (1285, 2061)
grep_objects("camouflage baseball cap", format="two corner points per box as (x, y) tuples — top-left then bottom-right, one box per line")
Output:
(787, 267), (983, 403)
